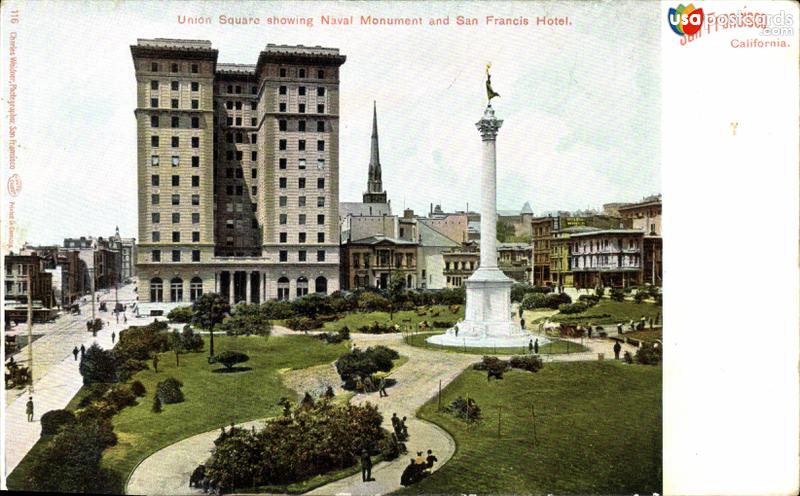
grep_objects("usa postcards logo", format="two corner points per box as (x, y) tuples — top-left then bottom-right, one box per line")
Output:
(668, 4), (704, 36)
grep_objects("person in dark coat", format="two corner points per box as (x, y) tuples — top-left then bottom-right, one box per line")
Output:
(534, 338), (539, 354)
(613, 341), (622, 360)
(111, 331), (116, 344)
(520, 318), (525, 330)
(400, 458), (418, 486)
(378, 376), (388, 397)
(528, 339), (533, 354)
(426, 449), (438, 469)
(72, 346), (79, 361)
(153, 354), (159, 373)
(80, 344), (86, 357)
(360, 448), (373, 482)
(26, 396), (34, 422)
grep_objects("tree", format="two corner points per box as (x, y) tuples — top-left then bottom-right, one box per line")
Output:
(219, 311), (272, 337)
(79, 343), (118, 385)
(169, 330), (186, 367)
(191, 293), (230, 360)
(496, 220), (515, 242)
(216, 351), (250, 371)
(387, 270), (406, 320)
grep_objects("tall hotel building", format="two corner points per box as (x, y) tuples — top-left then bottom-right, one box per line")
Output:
(131, 39), (345, 305)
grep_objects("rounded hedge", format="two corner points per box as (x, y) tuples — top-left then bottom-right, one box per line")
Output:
(40, 409), (76, 436)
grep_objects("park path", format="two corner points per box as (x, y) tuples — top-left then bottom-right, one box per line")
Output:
(3, 283), (158, 477)
(125, 327), (636, 496)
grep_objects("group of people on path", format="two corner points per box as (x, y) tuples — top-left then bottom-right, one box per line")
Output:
(391, 412), (409, 441)
(354, 375), (388, 397)
(72, 344), (86, 361)
(400, 450), (438, 486)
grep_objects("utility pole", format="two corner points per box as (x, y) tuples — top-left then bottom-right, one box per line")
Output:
(26, 268), (33, 393)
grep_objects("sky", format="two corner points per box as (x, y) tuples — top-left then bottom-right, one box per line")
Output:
(4, 0), (660, 246)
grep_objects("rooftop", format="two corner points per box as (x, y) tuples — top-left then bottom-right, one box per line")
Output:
(348, 234), (417, 246)
(216, 63), (256, 75)
(571, 229), (645, 238)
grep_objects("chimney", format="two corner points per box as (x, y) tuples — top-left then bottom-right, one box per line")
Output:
(404, 208), (414, 219)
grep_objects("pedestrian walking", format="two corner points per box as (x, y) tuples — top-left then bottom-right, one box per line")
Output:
(72, 346), (79, 361)
(613, 341), (622, 360)
(111, 331), (116, 344)
(401, 416), (409, 439)
(360, 448), (373, 482)
(80, 344), (86, 357)
(26, 396), (34, 422)
(378, 376), (388, 397)
(123, 313), (127, 324)
(363, 376), (374, 393)
(534, 338), (539, 354)
(426, 449), (438, 469)
(518, 307), (523, 318)
(454, 324), (459, 337)
(116, 312), (119, 324)
(153, 354), (160, 373)
(520, 318), (525, 330)
(528, 339), (533, 354)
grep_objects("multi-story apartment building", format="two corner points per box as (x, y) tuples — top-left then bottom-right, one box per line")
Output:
(443, 243), (480, 288)
(132, 39), (345, 307)
(63, 236), (121, 290)
(531, 216), (555, 286)
(569, 229), (644, 288)
(340, 235), (418, 290)
(618, 194), (662, 286)
(497, 242), (532, 282)
(4, 253), (55, 307)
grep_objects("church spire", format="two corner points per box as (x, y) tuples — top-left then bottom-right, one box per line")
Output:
(364, 101), (387, 204)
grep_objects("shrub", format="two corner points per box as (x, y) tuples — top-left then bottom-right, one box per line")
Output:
(79, 343), (118, 385)
(28, 420), (116, 493)
(220, 311), (273, 337)
(216, 351), (250, 370)
(509, 355), (544, 373)
(446, 396), (482, 423)
(75, 400), (118, 422)
(284, 316), (322, 331)
(115, 320), (170, 360)
(610, 288), (625, 301)
(40, 409), (76, 436)
(300, 392), (316, 409)
(105, 384), (137, 410)
(78, 383), (112, 408)
(379, 431), (402, 461)
(558, 302), (589, 314)
(358, 292), (391, 312)
(357, 321), (398, 334)
(156, 377), (185, 404)
(431, 321), (455, 329)
(130, 380), (146, 397)
(261, 300), (297, 320)
(323, 386), (335, 399)
(180, 325), (204, 352)
(152, 395), (162, 413)
(595, 287), (606, 297)
(292, 293), (336, 318)
(116, 358), (148, 382)
(204, 401), (384, 491)
(336, 346), (399, 390)
(636, 342), (662, 365)
(577, 294), (600, 306)
(633, 291), (646, 304)
(472, 356), (509, 372)
(167, 305), (195, 323)
(520, 293), (547, 310)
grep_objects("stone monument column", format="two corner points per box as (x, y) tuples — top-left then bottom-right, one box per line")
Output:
(477, 106), (502, 269)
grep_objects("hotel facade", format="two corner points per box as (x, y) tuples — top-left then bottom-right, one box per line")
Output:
(131, 39), (345, 307)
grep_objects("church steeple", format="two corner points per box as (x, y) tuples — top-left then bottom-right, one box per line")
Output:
(363, 101), (387, 204)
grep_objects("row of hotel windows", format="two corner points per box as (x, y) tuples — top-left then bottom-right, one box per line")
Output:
(276, 196), (326, 207)
(276, 139), (325, 151)
(279, 86), (326, 97)
(152, 231), (200, 242)
(225, 132), (257, 144)
(150, 175), (200, 187)
(151, 136), (201, 148)
(151, 212), (200, 224)
(150, 80), (200, 92)
(278, 250), (327, 262)
(151, 156), (199, 167)
(151, 98), (200, 109)
(352, 254), (415, 268)
(279, 120), (326, 132)
(151, 115), (201, 128)
(278, 232), (326, 243)
(223, 100), (257, 111)
(277, 102), (325, 113)
(151, 250), (202, 262)
(571, 239), (640, 253)
(278, 214), (325, 225)
(149, 277), (203, 303)
(279, 178), (325, 189)
(146, 63), (325, 79)
(150, 62), (200, 74)
(151, 194), (200, 205)
(444, 261), (477, 271)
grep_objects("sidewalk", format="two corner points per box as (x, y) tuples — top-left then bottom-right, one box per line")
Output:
(4, 283), (155, 477)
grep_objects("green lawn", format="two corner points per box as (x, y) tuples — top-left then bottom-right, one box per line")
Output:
(397, 361), (661, 495)
(7, 335), (348, 494)
(403, 332), (589, 356)
(623, 329), (663, 343)
(315, 305), (465, 333)
(550, 299), (662, 326)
